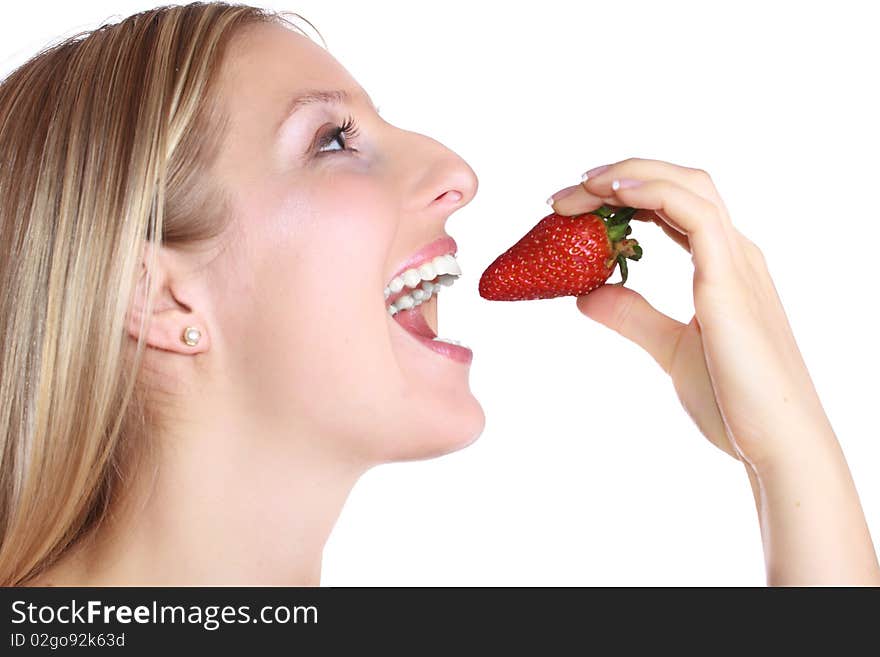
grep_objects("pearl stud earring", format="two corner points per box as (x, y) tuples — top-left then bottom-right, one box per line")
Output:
(181, 326), (201, 346)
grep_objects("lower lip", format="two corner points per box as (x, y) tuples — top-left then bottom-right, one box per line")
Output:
(412, 331), (473, 365)
(390, 307), (473, 365)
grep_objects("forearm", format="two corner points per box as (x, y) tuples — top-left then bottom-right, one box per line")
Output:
(744, 418), (880, 586)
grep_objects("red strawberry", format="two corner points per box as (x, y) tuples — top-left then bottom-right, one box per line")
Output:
(479, 205), (642, 301)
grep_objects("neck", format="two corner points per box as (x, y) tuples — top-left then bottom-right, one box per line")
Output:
(33, 414), (366, 586)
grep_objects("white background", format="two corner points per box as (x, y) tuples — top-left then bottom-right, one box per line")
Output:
(3, 1), (878, 586)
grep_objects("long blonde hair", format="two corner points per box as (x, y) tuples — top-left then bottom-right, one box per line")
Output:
(0, 2), (317, 585)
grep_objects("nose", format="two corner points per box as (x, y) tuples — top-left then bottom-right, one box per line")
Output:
(396, 130), (479, 215)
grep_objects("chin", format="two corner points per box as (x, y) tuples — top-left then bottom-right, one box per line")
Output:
(380, 390), (486, 463)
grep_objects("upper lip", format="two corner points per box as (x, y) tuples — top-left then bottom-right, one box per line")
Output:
(384, 235), (458, 292)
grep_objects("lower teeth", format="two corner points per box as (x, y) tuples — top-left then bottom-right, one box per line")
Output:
(432, 337), (467, 348)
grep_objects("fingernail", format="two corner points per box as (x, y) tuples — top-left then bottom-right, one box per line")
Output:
(546, 184), (580, 205)
(581, 164), (610, 181)
(611, 178), (642, 191)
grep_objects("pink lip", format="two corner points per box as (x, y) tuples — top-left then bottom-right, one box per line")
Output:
(386, 235), (458, 290)
(410, 330), (473, 365)
(388, 308), (473, 365)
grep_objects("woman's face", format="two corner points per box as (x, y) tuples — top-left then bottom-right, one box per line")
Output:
(203, 22), (483, 464)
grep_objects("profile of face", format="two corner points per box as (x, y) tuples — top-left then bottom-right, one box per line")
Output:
(153, 22), (484, 468)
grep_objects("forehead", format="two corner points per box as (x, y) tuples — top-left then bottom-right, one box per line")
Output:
(219, 22), (361, 127)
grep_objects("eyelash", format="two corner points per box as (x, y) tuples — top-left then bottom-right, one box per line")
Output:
(316, 115), (360, 155)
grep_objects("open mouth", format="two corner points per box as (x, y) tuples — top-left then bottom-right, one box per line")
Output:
(384, 250), (472, 364)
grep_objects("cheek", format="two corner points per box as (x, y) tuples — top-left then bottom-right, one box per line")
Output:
(232, 170), (394, 318)
(279, 174), (395, 346)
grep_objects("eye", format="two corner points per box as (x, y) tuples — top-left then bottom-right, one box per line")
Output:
(316, 115), (360, 155)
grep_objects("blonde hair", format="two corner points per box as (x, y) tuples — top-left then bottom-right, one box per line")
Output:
(0, 2), (319, 585)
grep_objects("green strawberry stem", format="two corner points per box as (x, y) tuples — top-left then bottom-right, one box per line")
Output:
(592, 205), (615, 220)
(618, 255), (629, 284)
(589, 205), (642, 285)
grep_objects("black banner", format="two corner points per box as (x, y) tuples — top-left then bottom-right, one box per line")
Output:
(1, 587), (875, 651)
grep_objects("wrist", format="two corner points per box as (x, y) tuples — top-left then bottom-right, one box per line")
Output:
(745, 432), (880, 586)
(742, 404), (839, 478)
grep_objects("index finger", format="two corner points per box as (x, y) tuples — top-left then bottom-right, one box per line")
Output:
(547, 183), (609, 216)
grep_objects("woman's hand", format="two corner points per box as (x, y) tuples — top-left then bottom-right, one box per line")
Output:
(551, 157), (816, 467)
(549, 157), (880, 585)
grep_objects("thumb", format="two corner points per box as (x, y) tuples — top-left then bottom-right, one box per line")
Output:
(576, 285), (685, 373)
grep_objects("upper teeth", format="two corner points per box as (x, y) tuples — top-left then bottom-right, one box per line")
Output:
(384, 254), (461, 300)
(385, 253), (461, 315)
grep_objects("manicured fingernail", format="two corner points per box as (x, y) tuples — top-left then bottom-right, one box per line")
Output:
(611, 178), (641, 191)
(581, 164), (610, 181)
(546, 184), (580, 205)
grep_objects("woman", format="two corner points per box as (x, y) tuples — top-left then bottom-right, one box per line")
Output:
(0, 2), (876, 586)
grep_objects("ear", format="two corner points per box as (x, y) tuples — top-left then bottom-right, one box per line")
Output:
(125, 244), (211, 355)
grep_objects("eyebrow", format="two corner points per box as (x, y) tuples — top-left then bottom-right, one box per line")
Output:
(275, 88), (379, 134)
